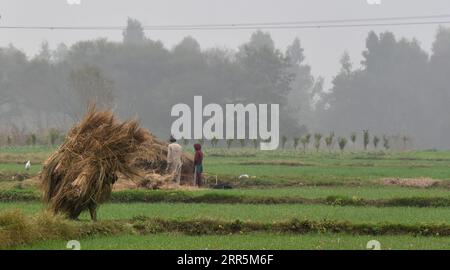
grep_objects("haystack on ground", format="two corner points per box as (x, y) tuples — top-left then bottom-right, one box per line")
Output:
(41, 107), (155, 220)
(134, 140), (194, 185)
(41, 107), (195, 220)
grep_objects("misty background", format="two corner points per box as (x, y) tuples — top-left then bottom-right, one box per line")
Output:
(1, 0), (450, 149)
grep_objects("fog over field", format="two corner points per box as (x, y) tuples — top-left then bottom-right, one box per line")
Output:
(1, 0), (450, 149)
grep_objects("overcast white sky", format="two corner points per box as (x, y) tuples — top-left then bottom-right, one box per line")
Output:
(1, 0), (450, 89)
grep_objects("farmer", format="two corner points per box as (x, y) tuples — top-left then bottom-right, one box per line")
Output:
(166, 136), (183, 184)
(193, 143), (204, 186)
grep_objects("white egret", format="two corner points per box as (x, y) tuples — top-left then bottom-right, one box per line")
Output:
(25, 160), (31, 171)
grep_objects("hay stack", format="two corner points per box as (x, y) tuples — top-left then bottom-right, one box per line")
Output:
(41, 107), (154, 220)
(135, 141), (194, 185)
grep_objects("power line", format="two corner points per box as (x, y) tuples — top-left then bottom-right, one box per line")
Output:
(145, 20), (450, 30)
(145, 14), (450, 28)
(1, 14), (450, 31)
(1, 21), (450, 30)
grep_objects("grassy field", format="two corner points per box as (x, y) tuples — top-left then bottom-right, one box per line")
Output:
(1, 146), (450, 249)
(3, 202), (450, 224)
(21, 233), (450, 250)
(199, 186), (450, 199)
(3, 147), (450, 184)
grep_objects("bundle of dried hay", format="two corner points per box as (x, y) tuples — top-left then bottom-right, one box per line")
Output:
(41, 107), (154, 220)
(134, 141), (195, 185)
(137, 173), (173, 189)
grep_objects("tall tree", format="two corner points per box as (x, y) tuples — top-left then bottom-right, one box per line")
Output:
(68, 65), (115, 119)
(286, 38), (318, 132)
(286, 38), (305, 66)
(318, 31), (429, 147)
(429, 27), (450, 147)
(123, 17), (146, 45)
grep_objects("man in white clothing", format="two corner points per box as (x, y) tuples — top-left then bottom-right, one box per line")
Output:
(166, 136), (183, 184)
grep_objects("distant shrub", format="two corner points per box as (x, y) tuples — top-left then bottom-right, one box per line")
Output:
(48, 128), (62, 146)
(383, 135), (390, 150)
(325, 132), (335, 152)
(182, 137), (189, 146)
(239, 139), (246, 148)
(281, 136), (288, 149)
(226, 139), (234, 149)
(350, 132), (357, 145)
(210, 137), (219, 148)
(373, 136), (380, 149)
(300, 134), (311, 153)
(363, 130), (370, 150)
(338, 137), (348, 152)
(314, 133), (322, 152)
(252, 139), (259, 149)
(293, 137), (300, 150)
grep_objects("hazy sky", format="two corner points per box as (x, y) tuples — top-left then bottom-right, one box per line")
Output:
(1, 0), (450, 89)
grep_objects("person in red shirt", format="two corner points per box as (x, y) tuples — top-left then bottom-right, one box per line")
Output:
(193, 143), (204, 186)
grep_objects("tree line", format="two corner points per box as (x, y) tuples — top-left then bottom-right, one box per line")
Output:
(1, 18), (450, 149)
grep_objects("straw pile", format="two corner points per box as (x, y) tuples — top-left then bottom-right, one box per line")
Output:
(41, 107), (195, 220)
(41, 107), (155, 219)
(134, 142), (195, 185)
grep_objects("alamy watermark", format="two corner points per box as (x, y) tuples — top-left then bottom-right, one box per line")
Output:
(67, 240), (81, 250)
(66, 0), (81, 5)
(367, 0), (381, 5)
(171, 96), (279, 150)
(366, 240), (381, 250)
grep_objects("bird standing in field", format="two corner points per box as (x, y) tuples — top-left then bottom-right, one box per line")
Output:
(25, 160), (31, 171)
(239, 174), (249, 179)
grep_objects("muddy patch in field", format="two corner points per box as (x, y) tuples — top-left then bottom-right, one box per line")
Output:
(398, 157), (450, 162)
(341, 163), (375, 167)
(407, 164), (434, 168)
(209, 153), (257, 157)
(379, 177), (440, 188)
(112, 176), (202, 191)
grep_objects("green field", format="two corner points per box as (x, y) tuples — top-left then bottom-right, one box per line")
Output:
(2, 202), (450, 224)
(150, 186), (450, 199)
(21, 233), (450, 250)
(1, 146), (450, 250)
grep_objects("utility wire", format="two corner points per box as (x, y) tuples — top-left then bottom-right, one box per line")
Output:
(147, 20), (450, 30)
(1, 14), (450, 30)
(145, 14), (450, 28)
(1, 21), (450, 30)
